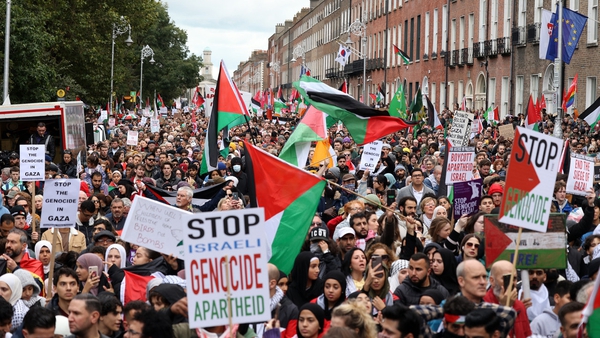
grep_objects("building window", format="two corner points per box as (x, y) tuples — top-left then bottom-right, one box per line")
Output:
(489, 78), (496, 108)
(416, 15), (421, 60)
(442, 5), (448, 51)
(589, 0), (598, 44)
(516, 76), (524, 115)
(440, 82), (446, 112)
(431, 82), (436, 106)
(479, 0), (487, 42)
(530, 74), (539, 101)
(404, 19), (409, 54)
(501, 77), (509, 117)
(425, 12), (430, 56)
(433, 9), (439, 54)
(587, 77), (597, 107)
(518, 0), (527, 27)
(410, 17), (415, 59)
(504, 0), (511, 37)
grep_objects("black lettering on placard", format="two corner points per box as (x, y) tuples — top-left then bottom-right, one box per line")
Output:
(188, 214), (260, 239)
(594, 165), (600, 183)
(515, 134), (559, 170)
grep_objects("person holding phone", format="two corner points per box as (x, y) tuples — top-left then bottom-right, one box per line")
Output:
(76, 253), (111, 296)
(361, 256), (396, 316)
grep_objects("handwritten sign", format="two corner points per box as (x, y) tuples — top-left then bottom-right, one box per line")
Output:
(184, 208), (270, 328)
(151, 119), (160, 133)
(139, 117), (147, 127)
(20, 145), (45, 181)
(121, 196), (188, 258)
(453, 178), (483, 219)
(445, 146), (475, 185)
(448, 111), (474, 147)
(566, 154), (594, 196)
(126, 130), (139, 146)
(40, 179), (80, 228)
(498, 124), (515, 139)
(359, 141), (383, 170)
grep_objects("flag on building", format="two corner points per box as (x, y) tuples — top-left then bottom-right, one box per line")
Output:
(580, 96), (600, 128)
(279, 106), (328, 167)
(425, 95), (443, 130)
(393, 44), (411, 65)
(562, 74), (578, 111)
(294, 75), (416, 145)
(245, 142), (326, 273)
(526, 94), (541, 131)
(540, 6), (588, 64)
(338, 80), (347, 94)
(300, 64), (311, 77)
(335, 44), (351, 66)
(388, 83), (408, 118)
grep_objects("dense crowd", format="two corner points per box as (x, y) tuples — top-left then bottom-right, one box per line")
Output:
(0, 104), (597, 338)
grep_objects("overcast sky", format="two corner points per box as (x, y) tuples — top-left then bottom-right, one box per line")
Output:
(163, 0), (305, 78)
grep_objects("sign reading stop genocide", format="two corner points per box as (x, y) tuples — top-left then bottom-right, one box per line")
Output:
(183, 208), (270, 328)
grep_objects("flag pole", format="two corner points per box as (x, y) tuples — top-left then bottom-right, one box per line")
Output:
(553, 2), (564, 139)
(505, 227), (523, 306)
(327, 180), (406, 219)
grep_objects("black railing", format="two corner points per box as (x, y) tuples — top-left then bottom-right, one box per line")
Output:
(455, 50), (464, 66)
(497, 37), (511, 55)
(462, 48), (473, 65)
(473, 42), (485, 59)
(343, 59), (365, 75)
(527, 23), (541, 43)
(367, 57), (384, 70)
(485, 39), (497, 57)
(512, 26), (526, 45)
(325, 67), (343, 79)
(450, 50), (458, 67)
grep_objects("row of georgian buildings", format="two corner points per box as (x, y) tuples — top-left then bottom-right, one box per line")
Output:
(232, 0), (600, 120)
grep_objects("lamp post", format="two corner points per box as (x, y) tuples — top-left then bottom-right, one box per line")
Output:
(110, 16), (133, 115)
(344, 17), (367, 102)
(139, 45), (155, 110)
(291, 45), (306, 67)
(270, 61), (280, 88)
(3, 0), (11, 103)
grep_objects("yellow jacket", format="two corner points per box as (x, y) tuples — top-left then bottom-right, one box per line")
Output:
(41, 228), (87, 253)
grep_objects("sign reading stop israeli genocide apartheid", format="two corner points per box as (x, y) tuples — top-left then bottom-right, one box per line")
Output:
(566, 153), (594, 196)
(20, 144), (45, 181)
(445, 146), (475, 185)
(183, 208), (270, 328)
(40, 179), (80, 228)
(499, 127), (564, 232)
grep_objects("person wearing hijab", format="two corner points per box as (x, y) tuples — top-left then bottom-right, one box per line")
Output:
(34, 240), (52, 278)
(104, 243), (127, 272)
(313, 271), (347, 320)
(148, 284), (187, 323)
(13, 269), (45, 308)
(287, 252), (323, 308)
(76, 253), (110, 296)
(388, 259), (410, 291)
(419, 289), (445, 332)
(0, 273), (29, 331)
(430, 248), (460, 295)
(295, 303), (327, 338)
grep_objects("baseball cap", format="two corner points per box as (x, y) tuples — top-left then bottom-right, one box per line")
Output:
(338, 227), (356, 238)
(93, 230), (116, 243)
(342, 174), (356, 182)
(10, 206), (26, 218)
(9, 152), (18, 159)
(309, 227), (328, 242)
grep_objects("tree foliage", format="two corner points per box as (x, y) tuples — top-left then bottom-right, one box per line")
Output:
(0, 0), (202, 105)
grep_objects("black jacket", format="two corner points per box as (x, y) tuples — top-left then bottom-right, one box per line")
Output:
(393, 275), (449, 306)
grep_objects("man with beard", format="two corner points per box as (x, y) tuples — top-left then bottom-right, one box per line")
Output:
(396, 169), (434, 214)
(520, 269), (551, 321)
(350, 212), (372, 250)
(397, 196), (422, 258)
(336, 227), (356, 258)
(393, 252), (449, 306)
(482, 260), (531, 338)
(143, 155), (160, 179)
(1, 228), (42, 275)
(336, 155), (350, 177)
(394, 164), (407, 190)
(67, 294), (107, 338)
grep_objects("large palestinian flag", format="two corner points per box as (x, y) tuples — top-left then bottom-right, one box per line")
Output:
(279, 106), (328, 167)
(245, 142), (326, 273)
(294, 75), (416, 145)
(580, 96), (600, 129)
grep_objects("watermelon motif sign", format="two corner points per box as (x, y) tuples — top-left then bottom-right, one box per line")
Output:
(499, 127), (564, 232)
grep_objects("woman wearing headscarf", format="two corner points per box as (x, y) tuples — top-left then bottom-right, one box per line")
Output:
(287, 303), (328, 338)
(116, 179), (135, 199)
(312, 271), (347, 320)
(13, 269), (45, 308)
(430, 248), (460, 295)
(104, 243), (127, 272)
(361, 260), (396, 317)
(0, 273), (29, 331)
(34, 240), (52, 279)
(76, 253), (110, 296)
(287, 252), (323, 308)
(148, 284), (187, 323)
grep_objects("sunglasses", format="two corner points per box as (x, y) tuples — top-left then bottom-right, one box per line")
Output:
(465, 242), (480, 249)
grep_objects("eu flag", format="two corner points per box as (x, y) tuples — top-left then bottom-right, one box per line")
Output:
(547, 5), (588, 64)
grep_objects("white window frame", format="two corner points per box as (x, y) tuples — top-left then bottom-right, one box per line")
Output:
(587, 77), (597, 107)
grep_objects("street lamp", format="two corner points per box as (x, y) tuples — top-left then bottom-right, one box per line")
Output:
(110, 16), (132, 115)
(343, 17), (367, 102)
(3, 0), (11, 103)
(291, 45), (306, 67)
(139, 45), (155, 110)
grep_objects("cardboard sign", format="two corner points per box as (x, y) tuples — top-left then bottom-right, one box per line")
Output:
(20, 144), (45, 181)
(183, 208), (270, 328)
(121, 196), (189, 258)
(151, 119), (160, 133)
(485, 213), (566, 269)
(359, 141), (383, 170)
(594, 164), (600, 183)
(499, 126), (564, 232)
(453, 178), (483, 219)
(566, 154), (594, 196)
(40, 179), (80, 228)
(108, 118), (116, 128)
(448, 111), (474, 147)
(445, 146), (475, 185)
(126, 131), (139, 146)
(498, 124), (515, 139)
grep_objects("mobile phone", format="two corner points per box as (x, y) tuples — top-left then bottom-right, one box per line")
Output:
(503, 273), (513, 291)
(232, 192), (239, 201)
(89, 266), (98, 279)
(274, 304), (281, 321)
(386, 189), (396, 206)
(371, 255), (384, 277)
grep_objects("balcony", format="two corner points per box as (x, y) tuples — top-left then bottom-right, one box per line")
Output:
(449, 50), (457, 67)
(462, 48), (473, 65)
(512, 26), (526, 46)
(473, 42), (485, 59)
(423, 53), (429, 61)
(325, 67), (343, 79)
(485, 39), (498, 57)
(343, 59), (364, 75)
(367, 57), (384, 71)
(455, 50), (464, 66)
(497, 37), (511, 55)
(527, 23), (541, 44)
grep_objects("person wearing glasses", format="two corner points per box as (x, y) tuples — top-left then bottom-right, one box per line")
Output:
(143, 155), (160, 179)
(395, 168), (435, 215)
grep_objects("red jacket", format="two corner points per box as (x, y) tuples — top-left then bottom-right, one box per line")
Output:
(483, 287), (531, 338)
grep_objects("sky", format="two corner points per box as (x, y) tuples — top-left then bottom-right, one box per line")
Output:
(163, 0), (305, 78)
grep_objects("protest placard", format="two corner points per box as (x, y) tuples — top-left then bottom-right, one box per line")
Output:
(20, 144), (45, 181)
(485, 213), (566, 269)
(448, 111), (474, 147)
(40, 179), (80, 228)
(121, 196), (188, 258)
(99, 110), (108, 123)
(151, 119), (160, 133)
(453, 178), (482, 219)
(184, 208), (270, 328)
(498, 124), (515, 139)
(566, 153), (594, 196)
(595, 164), (600, 183)
(444, 146), (475, 185)
(499, 126), (563, 232)
(139, 117), (147, 127)
(126, 130), (138, 146)
(359, 141), (383, 170)
(108, 118), (116, 127)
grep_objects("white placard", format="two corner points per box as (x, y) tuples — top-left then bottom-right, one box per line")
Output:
(20, 144), (45, 181)
(445, 146), (475, 185)
(448, 111), (474, 147)
(150, 119), (160, 133)
(100, 110), (108, 121)
(139, 117), (147, 127)
(359, 141), (383, 170)
(108, 118), (116, 128)
(184, 208), (270, 328)
(184, 106), (189, 113)
(126, 131), (139, 146)
(40, 179), (80, 228)
(121, 196), (188, 257)
(566, 154), (594, 196)
(160, 107), (168, 116)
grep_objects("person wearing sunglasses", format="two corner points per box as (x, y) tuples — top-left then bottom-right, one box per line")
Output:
(459, 234), (484, 264)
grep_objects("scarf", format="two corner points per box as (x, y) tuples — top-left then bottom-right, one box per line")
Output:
(526, 284), (550, 320)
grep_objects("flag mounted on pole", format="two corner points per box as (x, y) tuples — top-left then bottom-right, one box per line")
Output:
(526, 94), (541, 131)
(338, 80), (348, 94)
(580, 96), (600, 129)
(335, 44), (351, 66)
(425, 95), (443, 130)
(393, 44), (411, 65)
(388, 82), (407, 119)
(562, 74), (578, 111)
(540, 6), (588, 64)
(279, 106), (328, 167)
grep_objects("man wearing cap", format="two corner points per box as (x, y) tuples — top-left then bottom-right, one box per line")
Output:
(8, 152), (20, 168)
(308, 227), (341, 279)
(336, 227), (356, 258)
(11, 205), (38, 244)
(93, 230), (116, 249)
(28, 122), (55, 159)
(342, 137), (358, 159)
(394, 164), (407, 190)
(340, 174), (358, 201)
(2, 166), (26, 193)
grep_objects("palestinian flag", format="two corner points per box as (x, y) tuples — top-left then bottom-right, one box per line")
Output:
(157, 93), (165, 108)
(245, 142), (326, 273)
(294, 75), (416, 145)
(526, 94), (540, 131)
(425, 95), (443, 130)
(377, 85), (384, 103)
(581, 96), (600, 129)
(274, 86), (287, 113)
(393, 44), (411, 65)
(279, 106), (328, 167)
(582, 273), (600, 337)
(338, 81), (347, 94)
(141, 181), (227, 206)
(484, 105), (499, 124)
(388, 82), (407, 118)
(201, 60), (250, 174)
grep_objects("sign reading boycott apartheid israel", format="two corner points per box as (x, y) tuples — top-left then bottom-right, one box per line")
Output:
(484, 213), (566, 269)
(184, 208), (270, 328)
(499, 127), (564, 232)
(566, 153), (594, 196)
(445, 146), (475, 185)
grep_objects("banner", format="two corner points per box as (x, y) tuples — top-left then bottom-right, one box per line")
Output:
(444, 146), (475, 185)
(453, 178), (483, 219)
(499, 127), (563, 232)
(184, 208), (270, 328)
(127, 131), (139, 146)
(40, 179), (80, 228)
(121, 196), (188, 258)
(358, 141), (383, 171)
(566, 153), (594, 196)
(20, 145), (45, 181)
(448, 111), (474, 146)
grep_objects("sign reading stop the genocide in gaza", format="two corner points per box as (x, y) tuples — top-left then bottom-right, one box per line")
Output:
(499, 127), (564, 232)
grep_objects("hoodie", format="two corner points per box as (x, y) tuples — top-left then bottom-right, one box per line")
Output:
(393, 274), (449, 306)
